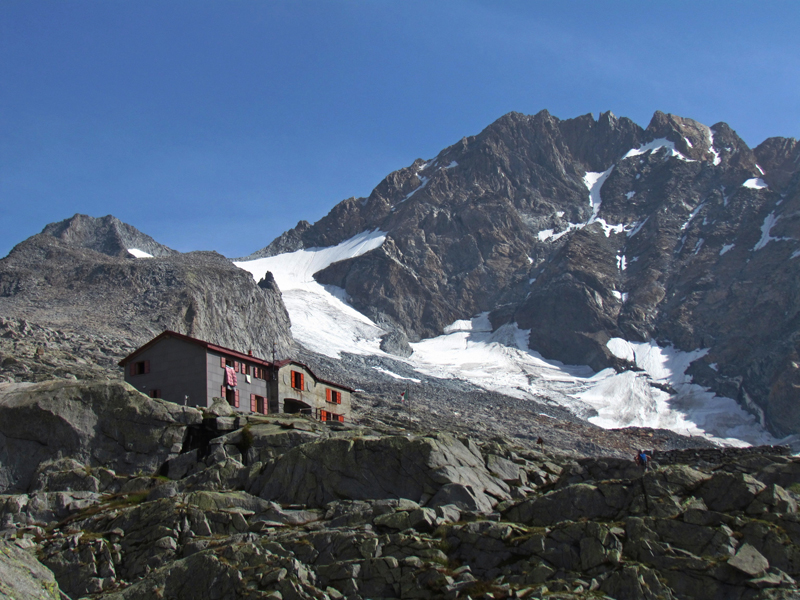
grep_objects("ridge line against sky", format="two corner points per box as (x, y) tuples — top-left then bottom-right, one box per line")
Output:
(1, 1), (798, 259)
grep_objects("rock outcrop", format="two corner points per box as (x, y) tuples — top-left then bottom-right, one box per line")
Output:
(249, 434), (510, 512)
(0, 538), (61, 599)
(0, 380), (201, 492)
(0, 377), (797, 599)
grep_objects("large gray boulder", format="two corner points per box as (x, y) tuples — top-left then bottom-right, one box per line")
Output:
(0, 380), (202, 492)
(0, 539), (63, 600)
(249, 433), (509, 511)
(699, 472), (767, 513)
(502, 482), (632, 526)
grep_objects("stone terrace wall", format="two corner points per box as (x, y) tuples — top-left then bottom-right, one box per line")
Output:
(652, 444), (792, 466)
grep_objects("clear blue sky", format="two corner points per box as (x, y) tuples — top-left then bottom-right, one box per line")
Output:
(2, 1), (798, 258)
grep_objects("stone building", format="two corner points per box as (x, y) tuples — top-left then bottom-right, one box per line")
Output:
(119, 331), (353, 422)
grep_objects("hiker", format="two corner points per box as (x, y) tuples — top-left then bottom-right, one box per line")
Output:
(536, 437), (544, 447)
(637, 450), (649, 470)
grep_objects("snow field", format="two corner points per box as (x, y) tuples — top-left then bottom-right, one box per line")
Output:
(234, 230), (389, 357)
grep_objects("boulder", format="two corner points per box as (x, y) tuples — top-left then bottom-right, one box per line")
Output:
(379, 330), (413, 358)
(486, 454), (521, 482)
(503, 481), (632, 526)
(700, 472), (767, 513)
(428, 483), (494, 513)
(747, 484), (798, 515)
(204, 397), (235, 417)
(250, 433), (509, 511)
(30, 457), (100, 493)
(0, 380), (202, 492)
(756, 459), (800, 489)
(728, 543), (770, 577)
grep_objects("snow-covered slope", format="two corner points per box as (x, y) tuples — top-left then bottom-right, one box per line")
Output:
(234, 230), (388, 356)
(235, 230), (782, 448)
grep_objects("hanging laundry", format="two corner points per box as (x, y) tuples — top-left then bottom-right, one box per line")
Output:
(225, 366), (238, 387)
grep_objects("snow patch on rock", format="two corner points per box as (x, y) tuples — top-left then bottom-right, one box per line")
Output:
(127, 248), (153, 258)
(743, 178), (768, 190)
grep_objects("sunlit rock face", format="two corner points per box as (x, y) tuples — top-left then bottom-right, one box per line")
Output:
(0, 215), (296, 371)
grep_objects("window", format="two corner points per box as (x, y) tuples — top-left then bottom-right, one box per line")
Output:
(148, 389), (161, 399)
(130, 360), (150, 376)
(250, 394), (266, 414)
(221, 385), (239, 407)
(325, 388), (342, 404)
(291, 370), (304, 390)
(220, 357), (240, 372)
(319, 410), (344, 423)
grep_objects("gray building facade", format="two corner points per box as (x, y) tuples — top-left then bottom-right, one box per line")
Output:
(120, 331), (353, 421)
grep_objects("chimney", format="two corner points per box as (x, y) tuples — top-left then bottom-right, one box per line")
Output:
(248, 349), (253, 356)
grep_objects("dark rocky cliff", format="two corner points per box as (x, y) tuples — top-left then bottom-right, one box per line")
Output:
(249, 110), (800, 436)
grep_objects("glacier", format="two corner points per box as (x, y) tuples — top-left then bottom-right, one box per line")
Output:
(235, 230), (784, 447)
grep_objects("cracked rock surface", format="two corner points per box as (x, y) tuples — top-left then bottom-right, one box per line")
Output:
(1, 379), (798, 599)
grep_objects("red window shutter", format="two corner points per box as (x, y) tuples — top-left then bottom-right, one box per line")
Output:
(250, 394), (257, 412)
(337, 392), (342, 404)
(338, 414), (343, 422)
(299, 373), (305, 390)
(291, 371), (297, 388)
(320, 410), (327, 421)
(220, 357), (225, 368)
(234, 390), (240, 408)
(326, 388), (331, 402)
(144, 360), (150, 374)
(234, 361), (239, 373)
(221, 384), (226, 399)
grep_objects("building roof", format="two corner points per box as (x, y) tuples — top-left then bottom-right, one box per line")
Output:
(119, 330), (354, 392)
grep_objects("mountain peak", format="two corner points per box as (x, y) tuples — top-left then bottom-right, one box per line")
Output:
(41, 214), (177, 258)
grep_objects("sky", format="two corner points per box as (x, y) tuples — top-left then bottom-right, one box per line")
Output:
(2, 1), (799, 259)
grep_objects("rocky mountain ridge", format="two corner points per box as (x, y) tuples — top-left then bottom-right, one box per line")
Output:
(0, 214), (295, 363)
(246, 110), (800, 437)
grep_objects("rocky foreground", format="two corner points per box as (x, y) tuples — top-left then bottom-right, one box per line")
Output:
(1, 380), (799, 600)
